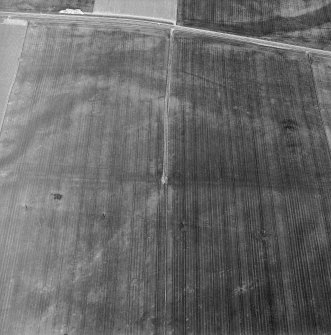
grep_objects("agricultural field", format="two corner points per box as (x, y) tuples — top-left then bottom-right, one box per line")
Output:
(93, 0), (177, 22)
(0, 0), (331, 332)
(0, 15), (331, 333)
(312, 54), (331, 144)
(177, 0), (331, 49)
(167, 31), (331, 333)
(0, 20), (170, 334)
(0, 23), (26, 124)
(0, 0), (94, 12)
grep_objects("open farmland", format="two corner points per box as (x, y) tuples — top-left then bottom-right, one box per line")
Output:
(0, 20), (170, 334)
(168, 31), (331, 334)
(312, 54), (331, 146)
(93, 0), (177, 22)
(0, 0), (94, 12)
(177, 0), (331, 50)
(0, 23), (26, 124)
(0, 0), (331, 333)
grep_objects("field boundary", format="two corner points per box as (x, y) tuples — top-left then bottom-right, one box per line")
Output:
(0, 11), (175, 26)
(174, 25), (331, 57)
(0, 11), (331, 57)
(1, 10), (331, 57)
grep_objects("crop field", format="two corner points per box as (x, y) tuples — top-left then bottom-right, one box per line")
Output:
(0, 0), (94, 12)
(93, 0), (177, 21)
(312, 55), (331, 145)
(177, 0), (331, 49)
(0, 7), (331, 335)
(0, 23), (27, 124)
(0, 21), (170, 334)
(168, 32), (331, 334)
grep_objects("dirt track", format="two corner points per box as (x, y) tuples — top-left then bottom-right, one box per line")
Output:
(1, 0), (331, 48)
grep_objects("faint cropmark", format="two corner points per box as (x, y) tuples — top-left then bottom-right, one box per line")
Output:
(253, 228), (273, 246)
(51, 193), (63, 200)
(233, 281), (256, 295)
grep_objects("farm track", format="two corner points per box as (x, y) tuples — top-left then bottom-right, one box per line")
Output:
(177, 0), (331, 49)
(2, 11), (331, 57)
(2, 0), (331, 49)
(0, 6), (331, 335)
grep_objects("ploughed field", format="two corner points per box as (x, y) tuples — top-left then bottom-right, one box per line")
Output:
(177, 0), (331, 49)
(0, 0), (94, 12)
(0, 20), (169, 334)
(0, 15), (331, 334)
(168, 32), (331, 334)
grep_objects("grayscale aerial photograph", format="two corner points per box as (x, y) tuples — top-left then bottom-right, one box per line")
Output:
(0, 1), (331, 334)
